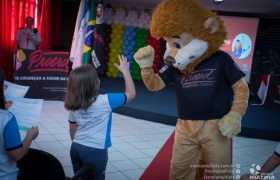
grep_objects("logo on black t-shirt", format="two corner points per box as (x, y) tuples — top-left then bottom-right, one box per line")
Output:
(181, 69), (216, 88)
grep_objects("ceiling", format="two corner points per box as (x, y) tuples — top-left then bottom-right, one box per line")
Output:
(103, 0), (280, 18)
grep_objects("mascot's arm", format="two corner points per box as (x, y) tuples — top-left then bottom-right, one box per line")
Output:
(218, 77), (249, 138)
(141, 68), (166, 91)
(231, 77), (249, 116)
(134, 45), (166, 91)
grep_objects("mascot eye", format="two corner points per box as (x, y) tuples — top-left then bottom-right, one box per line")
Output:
(173, 42), (182, 49)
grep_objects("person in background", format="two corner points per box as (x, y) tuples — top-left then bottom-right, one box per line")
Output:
(64, 55), (136, 180)
(0, 68), (39, 180)
(241, 142), (280, 180)
(14, 16), (42, 52)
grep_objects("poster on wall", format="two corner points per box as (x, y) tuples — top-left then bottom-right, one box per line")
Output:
(14, 49), (69, 100)
(220, 16), (259, 82)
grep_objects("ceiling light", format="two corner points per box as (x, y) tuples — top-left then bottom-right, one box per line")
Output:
(213, 0), (224, 4)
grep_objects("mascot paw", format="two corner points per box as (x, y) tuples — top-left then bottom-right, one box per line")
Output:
(218, 111), (242, 138)
(133, 45), (154, 68)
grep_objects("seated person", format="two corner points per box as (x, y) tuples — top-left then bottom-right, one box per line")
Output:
(241, 142), (280, 179)
(0, 68), (39, 180)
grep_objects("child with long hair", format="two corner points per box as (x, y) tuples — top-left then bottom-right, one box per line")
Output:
(0, 68), (39, 179)
(64, 55), (136, 180)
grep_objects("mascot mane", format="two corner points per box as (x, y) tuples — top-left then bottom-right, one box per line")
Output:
(150, 0), (228, 74)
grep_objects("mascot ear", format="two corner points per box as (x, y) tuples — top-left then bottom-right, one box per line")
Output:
(204, 17), (219, 34)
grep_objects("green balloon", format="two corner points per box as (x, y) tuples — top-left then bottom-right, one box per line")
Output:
(136, 75), (142, 81)
(136, 44), (141, 49)
(143, 33), (148, 39)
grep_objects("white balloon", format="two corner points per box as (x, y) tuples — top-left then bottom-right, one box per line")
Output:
(143, 19), (148, 25)
(118, 17), (124, 22)
(129, 16), (134, 22)
(106, 19), (112, 25)
(127, 21), (132, 26)
(145, 23), (150, 29)
(132, 21), (138, 27)
(114, 19), (120, 24)
(138, 22), (144, 28)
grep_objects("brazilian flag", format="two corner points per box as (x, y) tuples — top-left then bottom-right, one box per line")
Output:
(82, 0), (96, 64)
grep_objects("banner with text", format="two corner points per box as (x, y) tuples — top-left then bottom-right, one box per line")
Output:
(14, 49), (69, 100)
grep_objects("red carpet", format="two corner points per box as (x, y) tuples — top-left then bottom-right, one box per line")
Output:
(140, 131), (174, 180)
(140, 131), (232, 180)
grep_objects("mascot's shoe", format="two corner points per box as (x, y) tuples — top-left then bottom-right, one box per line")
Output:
(218, 111), (242, 138)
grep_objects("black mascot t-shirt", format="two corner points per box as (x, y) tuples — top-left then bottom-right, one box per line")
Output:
(158, 50), (245, 120)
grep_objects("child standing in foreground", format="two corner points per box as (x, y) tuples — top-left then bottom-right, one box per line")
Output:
(64, 55), (136, 180)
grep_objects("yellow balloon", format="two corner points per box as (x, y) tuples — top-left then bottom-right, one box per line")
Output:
(111, 24), (116, 29)
(113, 58), (119, 63)
(111, 39), (117, 44)
(106, 72), (112, 78)
(107, 62), (114, 68)
(109, 57), (114, 63)
(112, 72), (118, 78)
(116, 49), (123, 55)
(109, 42), (114, 49)
(111, 47), (117, 53)
(108, 66), (115, 72)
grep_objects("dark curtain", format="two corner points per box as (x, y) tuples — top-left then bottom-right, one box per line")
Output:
(37, 0), (62, 50)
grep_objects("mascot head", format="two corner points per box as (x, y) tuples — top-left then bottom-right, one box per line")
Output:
(150, 0), (227, 74)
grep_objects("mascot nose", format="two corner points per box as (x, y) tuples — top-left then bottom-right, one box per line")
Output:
(164, 56), (176, 66)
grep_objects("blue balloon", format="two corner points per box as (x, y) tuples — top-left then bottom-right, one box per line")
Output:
(122, 44), (127, 50)
(125, 31), (130, 36)
(128, 36), (133, 41)
(131, 31), (136, 37)
(127, 54), (133, 61)
(127, 46), (133, 51)
(124, 40), (130, 46)
(129, 50), (135, 56)
(130, 41), (136, 47)
(123, 26), (128, 31)
(129, 26), (135, 32)
(123, 49), (129, 56)
(118, 73), (123, 78)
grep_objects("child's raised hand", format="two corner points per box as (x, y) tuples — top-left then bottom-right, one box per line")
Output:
(114, 55), (130, 73)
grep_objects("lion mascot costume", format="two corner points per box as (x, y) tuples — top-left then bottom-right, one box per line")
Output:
(133, 0), (249, 179)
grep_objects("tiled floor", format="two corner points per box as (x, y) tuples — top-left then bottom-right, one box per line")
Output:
(20, 100), (279, 180)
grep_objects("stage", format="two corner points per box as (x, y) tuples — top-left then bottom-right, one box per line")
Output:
(99, 75), (280, 141)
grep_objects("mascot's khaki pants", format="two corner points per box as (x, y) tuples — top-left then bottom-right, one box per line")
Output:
(170, 119), (232, 180)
